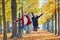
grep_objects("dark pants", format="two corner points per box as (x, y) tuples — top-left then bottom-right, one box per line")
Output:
(34, 26), (38, 31)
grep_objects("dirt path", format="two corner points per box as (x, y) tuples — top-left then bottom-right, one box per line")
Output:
(0, 30), (60, 40)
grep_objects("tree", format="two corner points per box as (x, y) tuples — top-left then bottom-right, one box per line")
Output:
(11, 0), (17, 38)
(2, 0), (7, 40)
(38, 0), (58, 24)
(0, 15), (2, 34)
(0, 0), (2, 34)
(6, 21), (10, 33)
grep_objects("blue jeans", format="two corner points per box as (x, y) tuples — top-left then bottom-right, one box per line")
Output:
(26, 26), (31, 34)
(23, 25), (27, 30)
(26, 24), (33, 34)
(24, 25), (31, 34)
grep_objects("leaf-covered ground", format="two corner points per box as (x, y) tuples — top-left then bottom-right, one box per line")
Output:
(0, 30), (60, 40)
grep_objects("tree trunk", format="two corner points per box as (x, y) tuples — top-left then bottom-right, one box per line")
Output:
(2, 0), (7, 40)
(7, 21), (10, 33)
(51, 15), (54, 33)
(11, 0), (17, 38)
(0, 16), (2, 34)
(58, 0), (60, 35)
(47, 20), (49, 31)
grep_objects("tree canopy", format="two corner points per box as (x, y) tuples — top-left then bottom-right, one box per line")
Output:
(0, 0), (58, 24)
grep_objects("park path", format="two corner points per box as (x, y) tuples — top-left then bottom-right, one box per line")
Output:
(0, 30), (60, 40)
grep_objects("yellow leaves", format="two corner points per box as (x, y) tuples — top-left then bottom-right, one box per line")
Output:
(16, 0), (24, 3)
(16, 0), (39, 14)
(0, 0), (58, 24)
(0, 0), (2, 16)
(32, 0), (39, 6)
(6, 11), (12, 21)
(0, 0), (2, 2)
(5, 0), (12, 21)
(0, 10), (2, 16)
(38, 15), (47, 24)
(41, 2), (55, 14)
(24, 0), (39, 13)
(48, 0), (55, 3)
(38, 0), (58, 24)
(41, 0), (57, 14)
(0, 7), (2, 16)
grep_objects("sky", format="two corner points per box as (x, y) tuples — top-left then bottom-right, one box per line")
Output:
(39, 0), (48, 8)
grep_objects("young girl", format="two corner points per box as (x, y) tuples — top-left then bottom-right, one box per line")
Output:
(15, 11), (32, 37)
